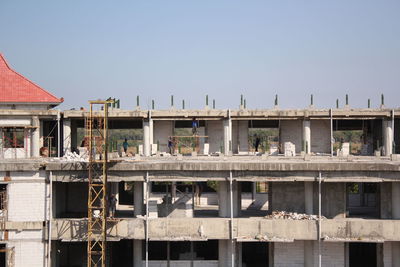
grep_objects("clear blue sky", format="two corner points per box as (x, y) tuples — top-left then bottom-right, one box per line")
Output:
(1, 0), (399, 110)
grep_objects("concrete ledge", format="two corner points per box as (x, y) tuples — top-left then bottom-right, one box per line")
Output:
(46, 160), (400, 172)
(51, 218), (400, 242)
(5, 221), (43, 230)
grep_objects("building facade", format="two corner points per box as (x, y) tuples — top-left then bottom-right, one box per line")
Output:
(1, 54), (400, 266)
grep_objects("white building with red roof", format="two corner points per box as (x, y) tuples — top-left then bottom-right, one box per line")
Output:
(0, 54), (63, 110)
(0, 54), (63, 159)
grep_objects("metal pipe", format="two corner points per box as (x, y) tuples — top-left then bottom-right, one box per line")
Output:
(229, 171), (234, 267)
(318, 171), (322, 267)
(392, 109), (395, 154)
(330, 109), (333, 157)
(47, 171), (53, 267)
(57, 110), (61, 157)
(145, 171), (149, 267)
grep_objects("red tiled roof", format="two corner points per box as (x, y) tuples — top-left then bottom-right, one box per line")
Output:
(0, 53), (63, 104)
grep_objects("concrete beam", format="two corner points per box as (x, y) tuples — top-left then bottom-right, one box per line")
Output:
(51, 218), (400, 242)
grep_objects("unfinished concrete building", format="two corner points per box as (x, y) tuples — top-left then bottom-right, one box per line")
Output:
(1, 53), (400, 267)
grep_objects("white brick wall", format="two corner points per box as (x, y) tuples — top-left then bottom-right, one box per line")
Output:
(8, 230), (43, 240)
(8, 182), (47, 221)
(274, 241), (345, 267)
(311, 120), (331, 154)
(313, 242), (345, 267)
(274, 241), (304, 267)
(9, 241), (45, 267)
(145, 261), (218, 267)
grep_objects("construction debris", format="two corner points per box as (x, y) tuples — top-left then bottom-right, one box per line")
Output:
(265, 211), (326, 220)
(63, 151), (88, 162)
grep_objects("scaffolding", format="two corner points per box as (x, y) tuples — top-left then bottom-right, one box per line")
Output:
(86, 100), (112, 267)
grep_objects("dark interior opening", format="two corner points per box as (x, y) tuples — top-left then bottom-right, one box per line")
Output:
(57, 241), (86, 267)
(118, 182), (133, 205)
(146, 240), (218, 261)
(242, 242), (269, 267)
(349, 242), (377, 267)
(110, 240), (133, 267)
(0, 244), (6, 267)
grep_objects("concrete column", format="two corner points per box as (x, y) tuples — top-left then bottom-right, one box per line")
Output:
(392, 182), (400, 219)
(303, 120), (311, 154)
(305, 182), (314, 214)
(392, 242), (400, 267)
(149, 118), (154, 146)
(133, 239), (143, 267)
(218, 181), (229, 217)
(63, 119), (71, 155)
(111, 182), (119, 209)
(218, 181), (241, 217)
(218, 240), (241, 267)
(31, 116), (40, 157)
(223, 119), (232, 155)
(134, 181), (144, 217)
(383, 119), (393, 156)
(304, 240), (314, 267)
(143, 120), (150, 156)
(218, 240), (234, 267)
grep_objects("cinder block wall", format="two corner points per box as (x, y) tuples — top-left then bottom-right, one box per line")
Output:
(271, 182), (305, 213)
(206, 120), (223, 153)
(313, 242), (345, 267)
(232, 120), (249, 153)
(153, 121), (173, 152)
(280, 120), (302, 153)
(274, 241), (304, 267)
(311, 120), (331, 154)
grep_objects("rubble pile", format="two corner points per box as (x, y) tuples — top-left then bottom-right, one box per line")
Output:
(266, 211), (326, 220)
(63, 151), (88, 161)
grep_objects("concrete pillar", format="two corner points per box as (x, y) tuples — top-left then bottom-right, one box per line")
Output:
(223, 119), (232, 155)
(305, 182), (313, 215)
(133, 239), (142, 267)
(392, 242), (400, 267)
(218, 240), (241, 267)
(134, 181), (144, 217)
(111, 182), (119, 209)
(149, 118), (154, 146)
(63, 119), (71, 155)
(304, 240), (314, 267)
(392, 182), (400, 219)
(383, 119), (393, 156)
(143, 120), (150, 156)
(218, 181), (229, 217)
(31, 116), (40, 157)
(303, 120), (311, 154)
(218, 181), (241, 217)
